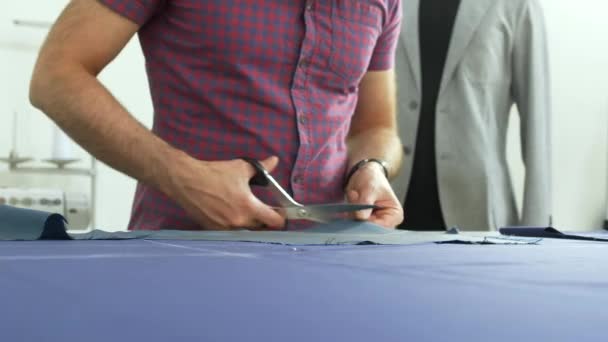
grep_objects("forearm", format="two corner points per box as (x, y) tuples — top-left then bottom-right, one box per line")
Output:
(30, 63), (184, 196)
(346, 69), (402, 179)
(346, 127), (403, 179)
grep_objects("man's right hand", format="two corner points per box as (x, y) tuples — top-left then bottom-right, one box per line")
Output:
(163, 154), (286, 230)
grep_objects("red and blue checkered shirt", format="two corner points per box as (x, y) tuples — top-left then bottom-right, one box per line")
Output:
(100, 0), (402, 230)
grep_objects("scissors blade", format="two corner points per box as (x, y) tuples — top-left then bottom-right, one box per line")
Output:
(302, 203), (381, 214)
(282, 203), (382, 222)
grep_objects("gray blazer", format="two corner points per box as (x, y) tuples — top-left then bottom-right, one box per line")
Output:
(392, 0), (552, 230)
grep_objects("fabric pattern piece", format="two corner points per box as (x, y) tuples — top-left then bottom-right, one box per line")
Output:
(0, 205), (538, 245)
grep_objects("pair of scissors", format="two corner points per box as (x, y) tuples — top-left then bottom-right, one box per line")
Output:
(242, 157), (380, 223)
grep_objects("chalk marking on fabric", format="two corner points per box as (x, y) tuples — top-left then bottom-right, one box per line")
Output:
(0, 252), (241, 261)
(143, 240), (258, 258)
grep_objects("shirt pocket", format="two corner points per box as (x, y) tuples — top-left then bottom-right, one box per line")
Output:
(325, 1), (382, 85)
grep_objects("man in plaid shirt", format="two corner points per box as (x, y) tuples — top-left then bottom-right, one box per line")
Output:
(30, 0), (404, 230)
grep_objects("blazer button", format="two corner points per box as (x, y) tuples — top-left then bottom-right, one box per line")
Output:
(408, 101), (419, 111)
(402, 145), (412, 155)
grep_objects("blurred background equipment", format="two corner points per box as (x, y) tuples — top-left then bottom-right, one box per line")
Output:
(0, 109), (96, 230)
(0, 19), (96, 230)
(0, 187), (90, 230)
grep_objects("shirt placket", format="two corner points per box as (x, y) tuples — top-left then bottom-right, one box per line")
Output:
(290, 0), (316, 204)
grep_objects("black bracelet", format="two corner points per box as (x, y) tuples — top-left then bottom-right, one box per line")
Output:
(344, 158), (389, 189)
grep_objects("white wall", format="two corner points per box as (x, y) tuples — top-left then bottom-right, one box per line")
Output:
(544, 0), (608, 230)
(1, 0), (607, 231)
(0, 0), (152, 230)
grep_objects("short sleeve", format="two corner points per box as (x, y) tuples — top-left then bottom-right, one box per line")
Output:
(98, 0), (165, 26)
(368, 0), (402, 71)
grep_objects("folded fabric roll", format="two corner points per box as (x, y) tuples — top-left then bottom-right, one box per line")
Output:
(0, 205), (69, 240)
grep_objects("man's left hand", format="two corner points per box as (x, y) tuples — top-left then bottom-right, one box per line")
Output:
(345, 163), (404, 228)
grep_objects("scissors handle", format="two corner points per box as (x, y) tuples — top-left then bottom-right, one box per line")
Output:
(241, 157), (302, 207)
(242, 157), (270, 187)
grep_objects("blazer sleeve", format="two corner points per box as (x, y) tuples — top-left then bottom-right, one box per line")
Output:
(511, 0), (553, 226)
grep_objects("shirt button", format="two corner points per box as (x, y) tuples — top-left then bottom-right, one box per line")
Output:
(293, 175), (304, 184)
(298, 59), (308, 68)
(403, 145), (412, 155)
(408, 101), (419, 111)
(298, 115), (306, 125)
(305, 2), (314, 10)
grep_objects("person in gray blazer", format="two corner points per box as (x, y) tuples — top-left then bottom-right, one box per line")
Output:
(393, 0), (552, 231)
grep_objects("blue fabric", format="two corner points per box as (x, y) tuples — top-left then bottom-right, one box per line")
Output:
(1, 238), (607, 341)
(0, 205), (68, 240)
(0, 204), (537, 245)
(501, 226), (608, 241)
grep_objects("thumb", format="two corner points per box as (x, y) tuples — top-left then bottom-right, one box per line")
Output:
(260, 156), (280, 173)
(346, 189), (360, 203)
(347, 189), (373, 221)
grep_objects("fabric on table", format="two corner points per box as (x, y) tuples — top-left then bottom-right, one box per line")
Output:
(2, 238), (608, 341)
(0, 205), (537, 245)
(500, 226), (608, 242)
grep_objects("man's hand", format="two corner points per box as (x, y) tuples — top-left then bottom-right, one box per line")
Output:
(345, 163), (403, 228)
(345, 70), (404, 228)
(165, 154), (286, 230)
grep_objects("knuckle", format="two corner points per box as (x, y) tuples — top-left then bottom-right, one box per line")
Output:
(360, 194), (375, 204)
(237, 159), (251, 170)
(229, 214), (249, 228)
(228, 196), (259, 227)
(241, 195), (260, 214)
(234, 195), (251, 209)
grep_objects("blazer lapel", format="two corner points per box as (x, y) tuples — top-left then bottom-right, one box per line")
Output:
(439, 0), (494, 96)
(399, 0), (421, 94)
